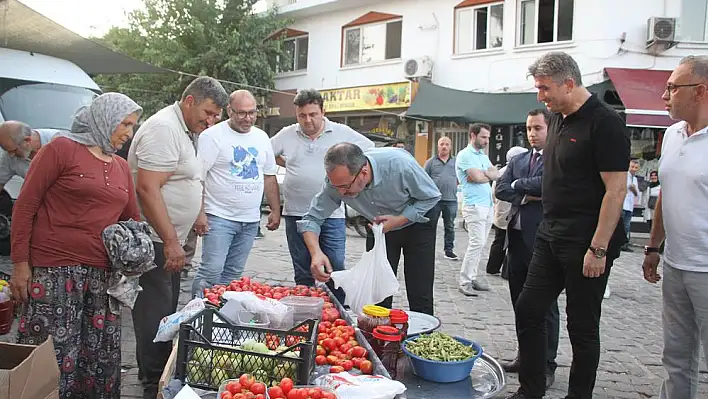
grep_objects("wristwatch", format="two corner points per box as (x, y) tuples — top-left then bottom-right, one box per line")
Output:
(588, 246), (607, 259)
(644, 246), (660, 255)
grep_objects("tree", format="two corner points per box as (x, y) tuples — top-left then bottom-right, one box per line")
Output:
(94, 0), (291, 117)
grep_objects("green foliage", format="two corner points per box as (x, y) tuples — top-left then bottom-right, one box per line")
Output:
(93, 0), (291, 117)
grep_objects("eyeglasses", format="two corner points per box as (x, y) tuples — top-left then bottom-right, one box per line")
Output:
(334, 165), (365, 191)
(664, 83), (702, 98)
(230, 109), (258, 119)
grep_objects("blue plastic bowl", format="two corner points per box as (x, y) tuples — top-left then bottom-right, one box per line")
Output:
(402, 336), (483, 383)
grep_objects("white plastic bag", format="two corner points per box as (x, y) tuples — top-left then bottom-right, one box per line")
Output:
(314, 372), (406, 399)
(330, 224), (400, 315)
(221, 291), (293, 329)
(153, 297), (205, 342)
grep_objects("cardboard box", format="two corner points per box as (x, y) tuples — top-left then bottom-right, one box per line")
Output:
(0, 336), (60, 399)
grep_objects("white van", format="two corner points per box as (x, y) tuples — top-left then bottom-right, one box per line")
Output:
(0, 48), (101, 197)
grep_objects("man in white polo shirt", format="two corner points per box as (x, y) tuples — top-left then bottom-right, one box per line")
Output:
(271, 89), (374, 302)
(642, 55), (708, 399)
(191, 90), (280, 296)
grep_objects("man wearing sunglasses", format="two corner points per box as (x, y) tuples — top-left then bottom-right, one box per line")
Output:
(642, 55), (708, 399)
(299, 142), (441, 315)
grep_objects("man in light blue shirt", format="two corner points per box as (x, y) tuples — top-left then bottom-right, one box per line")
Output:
(299, 143), (441, 315)
(456, 123), (498, 295)
(0, 121), (59, 197)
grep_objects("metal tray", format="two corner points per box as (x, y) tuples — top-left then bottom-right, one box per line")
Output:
(406, 311), (441, 337)
(320, 285), (506, 398)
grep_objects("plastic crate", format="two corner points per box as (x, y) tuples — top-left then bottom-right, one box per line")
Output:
(174, 307), (318, 391)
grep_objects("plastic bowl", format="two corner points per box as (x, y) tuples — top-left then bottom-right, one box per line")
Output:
(402, 336), (483, 383)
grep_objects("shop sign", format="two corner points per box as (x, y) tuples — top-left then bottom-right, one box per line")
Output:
(369, 127), (394, 136)
(321, 82), (411, 112)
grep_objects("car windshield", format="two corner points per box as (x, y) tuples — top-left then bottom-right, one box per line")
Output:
(0, 80), (98, 131)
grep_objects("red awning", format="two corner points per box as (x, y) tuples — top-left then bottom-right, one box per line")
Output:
(604, 68), (674, 128)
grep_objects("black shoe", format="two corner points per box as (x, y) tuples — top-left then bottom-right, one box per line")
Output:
(444, 251), (459, 260)
(545, 371), (555, 389)
(501, 357), (520, 373)
(620, 244), (632, 252)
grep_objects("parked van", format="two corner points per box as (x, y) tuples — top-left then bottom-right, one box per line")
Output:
(0, 48), (101, 198)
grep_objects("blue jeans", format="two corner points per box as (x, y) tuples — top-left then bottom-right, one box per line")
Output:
(191, 213), (259, 297)
(622, 209), (633, 241)
(437, 200), (458, 253)
(285, 216), (346, 303)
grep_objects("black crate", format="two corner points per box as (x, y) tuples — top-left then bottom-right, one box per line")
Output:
(175, 307), (318, 391)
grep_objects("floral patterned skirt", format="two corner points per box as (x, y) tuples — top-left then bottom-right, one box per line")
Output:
(17, 265), (121, 399)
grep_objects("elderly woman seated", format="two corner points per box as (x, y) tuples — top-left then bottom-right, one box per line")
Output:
(9, 93), (142, 398)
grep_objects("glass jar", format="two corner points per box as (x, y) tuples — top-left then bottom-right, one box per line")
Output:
(388, 309), (409, 358)
(357, 305), (390, 345)
(372, 326), (402, 379)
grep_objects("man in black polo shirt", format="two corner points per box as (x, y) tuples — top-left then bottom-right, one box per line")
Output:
(505, 52), (630, 399)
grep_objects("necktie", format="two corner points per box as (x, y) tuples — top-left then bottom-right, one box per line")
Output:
(529, 152), (540, 171)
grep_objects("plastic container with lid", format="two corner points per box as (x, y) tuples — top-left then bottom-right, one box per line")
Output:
(389, 309), (409, 358)
(371, 325), (402, 379)
(356, 305), (390, 344)
(280, 295), (324, 324)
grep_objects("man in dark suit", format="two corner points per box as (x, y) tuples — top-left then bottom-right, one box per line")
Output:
(495, 108), (559, 388)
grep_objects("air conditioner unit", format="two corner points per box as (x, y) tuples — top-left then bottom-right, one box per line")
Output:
(646, 17), (676, 47)
(403, 56), (433, 79)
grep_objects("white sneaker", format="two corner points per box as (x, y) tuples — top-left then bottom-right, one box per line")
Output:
(603, 285), (611, 299)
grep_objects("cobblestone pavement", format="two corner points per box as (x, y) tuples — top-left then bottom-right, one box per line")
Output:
(0, 217), (693, 398)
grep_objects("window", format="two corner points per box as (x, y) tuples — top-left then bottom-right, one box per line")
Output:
(680, 0), (708, 41)
(276, 36), (308, 73)
(518, 0), (573, 45)
(343, 20), (402, 66)
(456, 3), (504, 53)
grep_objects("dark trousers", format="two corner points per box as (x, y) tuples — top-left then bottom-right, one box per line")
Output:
(365, 208), (438, 315)
(284, 216), (346, 304)
(507, 229), (559, 374)
(516, 235), (612, 398)
(132, 241), (182, 399)
(437, 200), (457, 253)
(486, 225), (508, 274)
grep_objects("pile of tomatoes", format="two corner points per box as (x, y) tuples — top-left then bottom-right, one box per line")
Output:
(266, 379), (336, 399)
(315, 319), (373, 375)
(220, 374), (268, 399)
(202, 278), (341, 322)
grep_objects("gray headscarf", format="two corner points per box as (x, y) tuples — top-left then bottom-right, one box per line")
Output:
(62, 92), (143, 155)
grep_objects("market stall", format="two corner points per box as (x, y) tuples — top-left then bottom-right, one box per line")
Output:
(159, 277), (506, 399)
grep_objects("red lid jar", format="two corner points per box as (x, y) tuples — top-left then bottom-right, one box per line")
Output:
(372, 326), (402, 379)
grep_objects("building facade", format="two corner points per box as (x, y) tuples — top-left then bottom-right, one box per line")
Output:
(264, 0), (705, 182)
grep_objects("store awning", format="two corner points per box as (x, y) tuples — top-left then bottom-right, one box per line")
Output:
(407, 79), (613, 125)
(604, 68), (673, 128)
(0, 0), (168, 75)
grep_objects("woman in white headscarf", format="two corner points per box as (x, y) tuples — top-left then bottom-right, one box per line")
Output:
(9, 93), (142, 398)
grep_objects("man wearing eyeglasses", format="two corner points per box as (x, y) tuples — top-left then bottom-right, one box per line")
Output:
(642, 55), (708, 399)
(190, 89), (281, 296)
(270, 89), (374, 303)
(300, 142), (441, 315)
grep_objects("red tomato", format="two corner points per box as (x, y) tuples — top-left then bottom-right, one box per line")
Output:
(334, 319), (347, 326)
(286, 388), (301, 399)
(239, 374), (255, 390)
(339, 343), (352, 354)
(322, 338), (337, 351)
(233, 394), (245, 399)
(316, 345), (326, 356)
(225, 381), (242, 394)
(359, 360), (373, 374)
(267, 386), (285, 399)
(326, 355), (339, 365)
(250, 382), (266, 395)
(329, 350), (342, 358)
(351, 357), (363, 368)
(350, 346), (367, 358)
(279, 378), (294, 395)
(273, 292), (284, 300)
(220, 392), (233, 399)
(329, 365), (345, 373)
(315, 355), (328, 365)
(309, 388), (322, 399)
(338, 359), (354, 371)
(244, 393), (256, 399)
(255, 395), (265, 399)
(333, 337), (346, 348)
(322, 392), (336, 399)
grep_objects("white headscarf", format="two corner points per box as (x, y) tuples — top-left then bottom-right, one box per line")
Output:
(62, 93), (142, 155)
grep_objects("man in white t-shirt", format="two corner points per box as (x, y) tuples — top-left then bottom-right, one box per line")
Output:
(191, 90), (280, 296)
(642, 55), (708, 399)
(620, 159), (639, 252)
